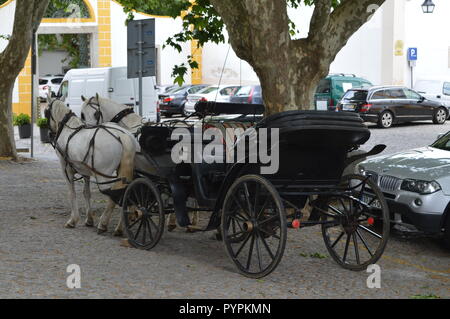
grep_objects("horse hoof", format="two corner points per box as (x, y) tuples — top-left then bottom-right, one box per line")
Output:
(168, 225), (176, 232)
(97, 227), (107, 235)
(113, 230), (123, 237)
(85, 221), (94, 227)
(65, 222), (75, 229)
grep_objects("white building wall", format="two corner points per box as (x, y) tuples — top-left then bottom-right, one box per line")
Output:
(404, 0), (450, 86)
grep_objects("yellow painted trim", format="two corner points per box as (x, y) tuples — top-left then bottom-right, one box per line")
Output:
(97, 0), (112, 68)
(110, 0), (173, 19)
(13, 51), (32, 116)
(0, 0), (13, 9)
(41, 0), (96, 23)
(191, 41), (203, 85)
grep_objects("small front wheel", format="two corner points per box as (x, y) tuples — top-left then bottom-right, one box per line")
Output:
(320, 174), (390, 271)
(221, 175), (287, 279)
(122, 178), (165, 250)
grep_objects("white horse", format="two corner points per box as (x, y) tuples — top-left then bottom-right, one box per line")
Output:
(80, 94), (199, 230)
(45, 96), (137, 235)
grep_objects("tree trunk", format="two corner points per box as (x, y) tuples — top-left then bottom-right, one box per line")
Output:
(0, 82), (16, 159)
(0, 0), (50, 159)
(209, 0), (385, 115)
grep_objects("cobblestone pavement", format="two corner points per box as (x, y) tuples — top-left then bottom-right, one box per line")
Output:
(0, 122), (449, 299)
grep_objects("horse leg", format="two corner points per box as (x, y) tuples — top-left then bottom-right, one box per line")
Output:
(168, 213), (177, 232)
(83, 177), (94, 227)
(63, 168), (80, 228)
(97, 199), (116, 234)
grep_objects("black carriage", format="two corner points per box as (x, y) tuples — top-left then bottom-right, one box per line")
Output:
(121, 102), (390, 278)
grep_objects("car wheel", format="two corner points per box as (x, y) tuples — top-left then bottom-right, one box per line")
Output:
(378, 111), (394, 129)
(433, 107), (447, 125)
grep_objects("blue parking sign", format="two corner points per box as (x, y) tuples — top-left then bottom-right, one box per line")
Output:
(408, 48), (418, 61)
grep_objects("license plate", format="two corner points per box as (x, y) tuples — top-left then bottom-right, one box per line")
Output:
(343, 104), (356, 111)
(362, 194), (382, 209)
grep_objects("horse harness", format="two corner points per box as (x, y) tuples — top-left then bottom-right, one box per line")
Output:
(45, 100), (125, 184)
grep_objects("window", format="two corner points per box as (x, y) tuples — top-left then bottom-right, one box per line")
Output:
(51, 78), (63, 84)
(39, 79), (48, 85)
(443, 82), (450, 96)
(371, 90), (388, 100)
(220, 86), (239, 96)
(200, 87), (219, 95)
(404, 89), (422, 100)
(59, 81), (69, 98)
(44, 0), (91, 19)
(386, 89), (407, 99)
(235, 86), (253, 96)
(316, 79), (331, 94)
(188, 86), (207, 94)
(342, 90), (368, 101)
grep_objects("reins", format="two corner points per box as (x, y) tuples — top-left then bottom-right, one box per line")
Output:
(46, 100), (126, 185)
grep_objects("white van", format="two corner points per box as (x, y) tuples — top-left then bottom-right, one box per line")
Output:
(57, 67), (158, 121)
(414, 79), (450, 108)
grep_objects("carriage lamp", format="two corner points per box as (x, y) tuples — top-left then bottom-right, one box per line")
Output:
(400, 179), (441, 194)
(422, 0), (436, 13)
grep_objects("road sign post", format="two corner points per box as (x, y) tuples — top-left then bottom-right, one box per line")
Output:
(407, 48), (418, 89)
(127, 19), (156, 117)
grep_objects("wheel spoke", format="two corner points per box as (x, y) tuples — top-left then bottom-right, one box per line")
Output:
(243, 183), (253, 217)
(134, 219), (144, 240)
(352, 233), (360, 265)
(358, 225), (382, 239)
(146, 217), (154, 241)
(258, 227), (280, 240)
(259, 215), (278, 226)
(327, 204), (344, 216)
(142, 217), (147, 244)
(255, 233), (263, 272)
(232, 194), (250, 218)
(227, 230), (246, 240)
(246, 234), (256, 270)
(343, 234), (350, 263)
(234, 233), (251, 258)
(258, 230), (275, 260)
(257, 196), (270, 220)
(331, 231), (345, 248)
(148, 216), (158, 231)
(356, 229), (373, 257)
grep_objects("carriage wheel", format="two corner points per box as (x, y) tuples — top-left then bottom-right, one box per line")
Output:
(222, 175), (287, 279)
(321, 174), (390, 271)
(122, 178), (165, 250)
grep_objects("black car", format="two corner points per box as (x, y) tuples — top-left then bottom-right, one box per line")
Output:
(338, 86), (448, 128)
(159, 85), (208, 117)
(230, 85), (263, 104)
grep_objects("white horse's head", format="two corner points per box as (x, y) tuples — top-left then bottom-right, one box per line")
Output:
(45, 93), (73, 134)
(81, 93), (134, 126)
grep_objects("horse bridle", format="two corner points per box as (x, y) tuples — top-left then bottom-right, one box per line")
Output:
(84, 97), (135, 125)
(45, 99), (76, 146)
(84, 97), (103, 125)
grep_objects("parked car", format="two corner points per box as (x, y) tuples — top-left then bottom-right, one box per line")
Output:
(415, 79), (450, 109)
(358, 132), (450, 247)
(39, 75), (64, 101)
(159, 84), (209, 117)
(57, 67), (158, 121)
(184, 85), (240, 115)
(315, 74), (372, 111)
(230, 85), (263, 104)
(156, 84), (178, 95)
(338, 86), (448, 128)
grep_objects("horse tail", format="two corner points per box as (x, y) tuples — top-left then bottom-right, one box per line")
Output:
(114, 133), (136, 190)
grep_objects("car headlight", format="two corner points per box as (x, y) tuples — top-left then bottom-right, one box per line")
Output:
(400, 179), (441, 195)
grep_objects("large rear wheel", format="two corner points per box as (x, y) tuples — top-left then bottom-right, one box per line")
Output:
(320, 174), (390, 271)
(221, 175), (287, 279)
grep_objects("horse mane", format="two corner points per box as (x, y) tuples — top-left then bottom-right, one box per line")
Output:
(51, 99), (82, 126)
